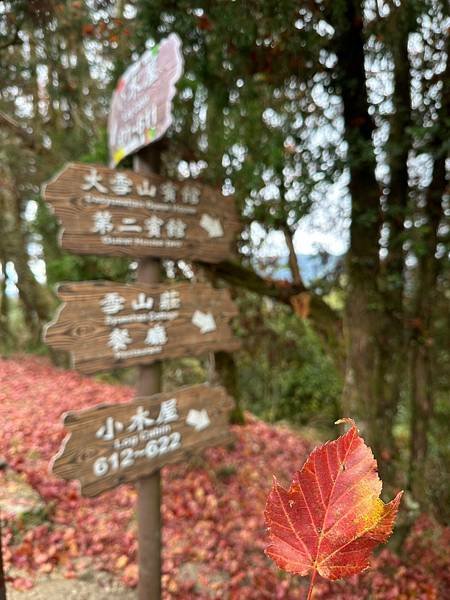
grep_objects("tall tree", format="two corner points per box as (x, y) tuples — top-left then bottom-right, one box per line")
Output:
(408, 11), (449, 498)
(136, 0), (449, 505)
(0, 0), (135, 345)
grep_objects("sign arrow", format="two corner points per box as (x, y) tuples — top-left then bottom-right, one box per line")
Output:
(192, 310), (217, 334)
(200, 214), (224, 238)
(186, 409), (210, 431)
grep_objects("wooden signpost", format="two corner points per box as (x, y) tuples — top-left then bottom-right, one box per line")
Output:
(44, 280), (240, 373)
(44, 33), (241, 600)
(52, 384), (234, 497)
(42, 162), (240, 262)
(108, 33), (183, 166)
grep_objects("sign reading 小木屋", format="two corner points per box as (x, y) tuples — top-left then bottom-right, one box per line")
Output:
(108, 33), (183, 166)
(44, 281), (240, 374)
(42, 163), (241, 263)
(52, 384), (234, 497)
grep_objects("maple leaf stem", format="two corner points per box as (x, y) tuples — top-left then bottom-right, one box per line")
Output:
(306, 569), (317, 600)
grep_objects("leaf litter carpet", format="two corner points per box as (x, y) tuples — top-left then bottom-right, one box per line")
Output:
(0, 356), (448, 598)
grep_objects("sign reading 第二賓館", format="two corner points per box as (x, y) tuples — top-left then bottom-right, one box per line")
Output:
(42, 163), (240, 263)
(108, 33), (183, 166)
(52, 384), (234, 497)
(44, 280), (240, 374)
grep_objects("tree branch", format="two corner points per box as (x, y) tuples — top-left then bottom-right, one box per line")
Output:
(283, 225), (303, 287)
(205, 259), (344, 367)
(0, 111), (40, 150)
(206, 259), (306, 305)
(0, 21), (23, 51)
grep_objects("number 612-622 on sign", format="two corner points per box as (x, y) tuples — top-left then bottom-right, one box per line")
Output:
(93, 431), (182, 478)
(51, 384), (234, 497)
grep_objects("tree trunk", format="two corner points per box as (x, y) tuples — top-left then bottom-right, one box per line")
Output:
(194, 263), (245, 425)
(408, 27), (448, 500)
(409, 338), (434, 496)
(372, 5), (416, 478)
(0, 258), (12, 347)
(283, 225), (302, 286)
(330, 1), (393, 465)
(0, 161), (52, 343)
(408, 154), (446, 501)
(215, 351), (245, 424)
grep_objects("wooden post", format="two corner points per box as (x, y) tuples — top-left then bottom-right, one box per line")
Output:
(134, 143), (163, 600)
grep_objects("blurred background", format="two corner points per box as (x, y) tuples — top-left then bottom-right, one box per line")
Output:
(0, 0), (448, 534)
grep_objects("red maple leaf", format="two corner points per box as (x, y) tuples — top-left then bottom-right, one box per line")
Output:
(265, 418), (403, 599)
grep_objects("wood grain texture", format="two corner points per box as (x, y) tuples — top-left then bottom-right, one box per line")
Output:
(52, 384), (234, 497)
(44, 280), (240, 374)
(42, 162), (241, 262)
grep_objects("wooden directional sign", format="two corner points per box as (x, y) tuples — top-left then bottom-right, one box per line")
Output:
(44, 280), (240, 374)
(52, 384), (234, 497)
(42, 162), (240, 262)
(108, 33), (183, 166)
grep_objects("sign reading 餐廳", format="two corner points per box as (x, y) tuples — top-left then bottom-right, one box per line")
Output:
(44, 281), (240, 374)
(108, 33), (183, 166)
(52, 384), (234, 497)
(42, 163), (240, 262)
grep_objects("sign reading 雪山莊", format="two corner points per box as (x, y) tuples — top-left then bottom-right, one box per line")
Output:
(52, 384), (234, 497)
(42, 162), (240, 263)
(44, 280), (240, 374)
(108, 33), (183, 166)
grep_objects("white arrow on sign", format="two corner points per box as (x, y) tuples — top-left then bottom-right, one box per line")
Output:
(186, 409), (210, 431)
(192, 310), (217, 334)
(200, 214), (224, 238)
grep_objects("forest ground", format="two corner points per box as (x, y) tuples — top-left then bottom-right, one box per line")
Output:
(0, 356), (448, 599)
(7, 571), (133, 599)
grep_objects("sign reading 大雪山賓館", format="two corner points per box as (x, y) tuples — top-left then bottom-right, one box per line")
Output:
(42, 162), (240, 263)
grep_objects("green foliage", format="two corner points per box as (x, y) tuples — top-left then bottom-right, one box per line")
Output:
(80, 128), (110, 166)
(236, 293), (342, 427)
(427, 394), (450, 523)
(136, 1), (341, 241)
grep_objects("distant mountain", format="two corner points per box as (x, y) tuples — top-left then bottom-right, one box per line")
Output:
(256, 253), (342, 285)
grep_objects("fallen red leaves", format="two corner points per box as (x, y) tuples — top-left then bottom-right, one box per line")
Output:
(0, 356), (448, 598)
